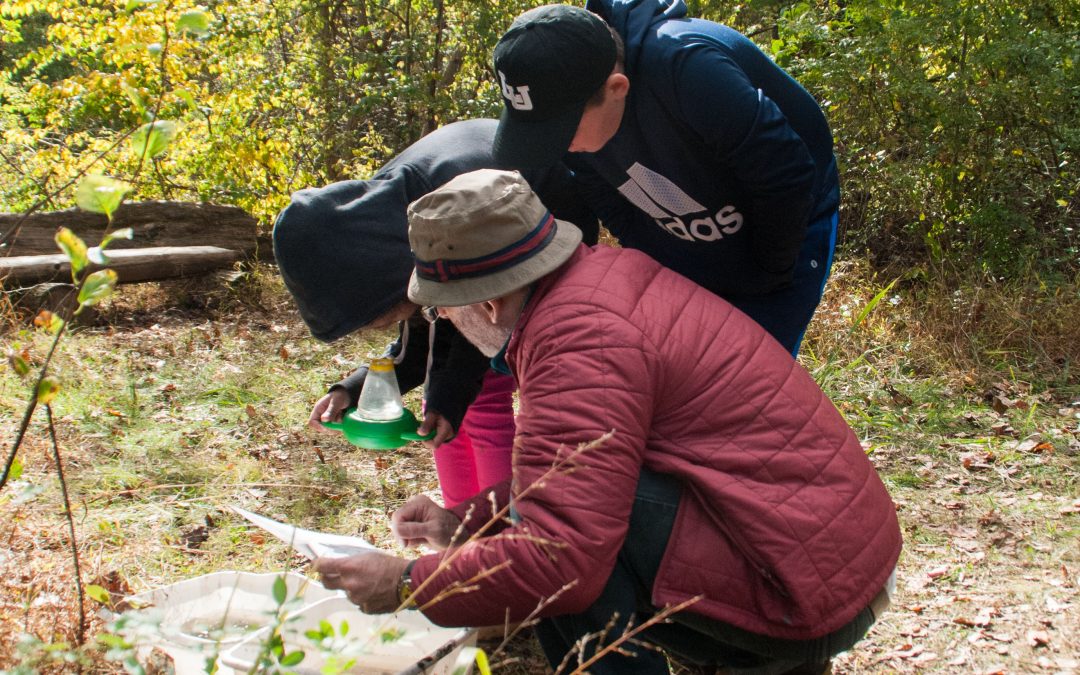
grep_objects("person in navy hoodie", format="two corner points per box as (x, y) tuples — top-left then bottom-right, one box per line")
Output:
(491, 1), (840, 355)
(273, 119), (596, 506)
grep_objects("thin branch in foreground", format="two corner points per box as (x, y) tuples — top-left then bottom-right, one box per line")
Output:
(364, 432), (616, 656)
(399, 432), (614, 613)
(414, 559), (513, 614)
(563, 596), (703, 675)
(1, 294), (78, 494)
(487, 579), (579, 665)
(46, 404), (87, 649)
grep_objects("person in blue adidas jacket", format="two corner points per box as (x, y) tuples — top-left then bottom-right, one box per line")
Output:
(491, 0), (840, 354)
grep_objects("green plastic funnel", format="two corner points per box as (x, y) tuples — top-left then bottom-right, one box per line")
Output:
(322, 407), (433, 450)
(321, 358), (434, 450)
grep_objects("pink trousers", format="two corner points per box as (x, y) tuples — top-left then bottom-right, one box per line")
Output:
(432, 371), (516, 507)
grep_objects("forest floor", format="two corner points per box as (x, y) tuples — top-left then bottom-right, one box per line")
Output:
(0, 261), (1077, 674)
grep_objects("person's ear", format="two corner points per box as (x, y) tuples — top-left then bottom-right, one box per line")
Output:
(478, 299), (499, 324)
(607, 72), (629, 100)
(481, 294), (523, 324)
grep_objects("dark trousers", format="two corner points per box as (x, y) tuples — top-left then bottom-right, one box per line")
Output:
(535, 469), (878, 674)
(732, 210), (838, 357)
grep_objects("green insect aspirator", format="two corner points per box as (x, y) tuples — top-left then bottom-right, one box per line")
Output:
(322, 357), (434, 450)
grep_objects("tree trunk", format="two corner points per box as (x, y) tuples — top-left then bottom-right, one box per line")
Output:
(0, 246), (242, 286)
(0, 201), (259, 257)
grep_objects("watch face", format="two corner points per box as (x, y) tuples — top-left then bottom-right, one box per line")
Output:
(398, 564), (415, 607)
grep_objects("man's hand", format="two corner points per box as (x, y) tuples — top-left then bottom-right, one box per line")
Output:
(309, 389), (351, 430)
(417, 409), (455, 448)
(391, 495), (463, 551)
(314, 552), (409, 614)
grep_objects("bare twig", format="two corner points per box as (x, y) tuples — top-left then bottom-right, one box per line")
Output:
(46, 404), (87, 648)
(415, 559), (513, 612)
(353, 432), (615, 661)
(130, 1), (173, 189)
(401, 431), (614, 612)
(564, 596), (703, 674)
(488, 579), (579, 664)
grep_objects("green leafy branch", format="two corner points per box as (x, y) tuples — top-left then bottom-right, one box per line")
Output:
(1, 18), (186, 647)
(244, 575), (308, 674)
(0, 183), (133, 647)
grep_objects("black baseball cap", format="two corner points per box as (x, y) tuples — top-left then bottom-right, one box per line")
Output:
(492, 4), (617, 169)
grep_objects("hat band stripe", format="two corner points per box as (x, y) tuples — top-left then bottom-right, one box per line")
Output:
(415, 212), (557, 283)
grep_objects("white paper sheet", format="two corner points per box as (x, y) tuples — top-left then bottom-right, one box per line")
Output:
(230, 506), (379, 560)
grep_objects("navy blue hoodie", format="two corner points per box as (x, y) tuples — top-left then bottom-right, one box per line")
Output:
(572, 0), (839, 303)
(274, 119), (596, 429)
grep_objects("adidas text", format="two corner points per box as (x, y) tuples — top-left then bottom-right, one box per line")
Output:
(656, 206), (743, 242)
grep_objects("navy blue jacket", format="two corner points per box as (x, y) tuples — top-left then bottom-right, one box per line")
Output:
(572, 0), (839, 304)
(274, 119), (597, 429)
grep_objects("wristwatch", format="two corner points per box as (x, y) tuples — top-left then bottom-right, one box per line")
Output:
(397, 560), (417, 608)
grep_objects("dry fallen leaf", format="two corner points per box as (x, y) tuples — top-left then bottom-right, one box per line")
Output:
(961, 451), (996, 470)
(1026, 629), (1051, 648)
(953, 538), (981, 552)
(928, 566), (951, 579)
(991, 394), (1015, 413)
(1016, 438), (1053, 453)
(990, 421), (1016, 436)
(890, 643), (923, 659)
(955, 614), (995, 628)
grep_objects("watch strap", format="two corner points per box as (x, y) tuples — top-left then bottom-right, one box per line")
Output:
(397, 559), (417, 608)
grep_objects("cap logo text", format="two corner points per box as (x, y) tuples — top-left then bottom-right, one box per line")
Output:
(498, 71), (533, 111)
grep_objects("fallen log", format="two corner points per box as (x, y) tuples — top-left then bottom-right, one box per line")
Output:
(0, 201), (259, 256)
(0, 246), (241, 286)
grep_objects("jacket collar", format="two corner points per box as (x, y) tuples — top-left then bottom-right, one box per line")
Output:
(504, 243), (590, 373)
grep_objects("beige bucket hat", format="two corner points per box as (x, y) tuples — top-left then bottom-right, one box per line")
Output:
(407, 169), (582, 307)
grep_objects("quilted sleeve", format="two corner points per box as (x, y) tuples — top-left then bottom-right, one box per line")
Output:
(410, 302), (659, 626)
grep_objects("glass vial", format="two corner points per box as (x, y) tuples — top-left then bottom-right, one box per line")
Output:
(356, 357), (405, 421)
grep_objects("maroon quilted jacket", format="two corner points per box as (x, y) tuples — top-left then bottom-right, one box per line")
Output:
(410, 245), (901, 639)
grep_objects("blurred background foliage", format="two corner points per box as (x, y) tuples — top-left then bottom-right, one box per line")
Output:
(1, 0), (1077, 279)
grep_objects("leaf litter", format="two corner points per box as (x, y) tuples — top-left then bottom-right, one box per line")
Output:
(0, 274), (1077, 674)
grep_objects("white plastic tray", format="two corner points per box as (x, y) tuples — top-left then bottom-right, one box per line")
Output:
(121, 570), (344, 673)
(220, 595), (477, 675)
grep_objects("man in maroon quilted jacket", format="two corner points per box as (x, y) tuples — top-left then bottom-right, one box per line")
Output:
(316, 169), (902, 674)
